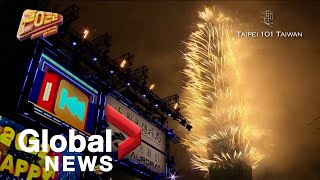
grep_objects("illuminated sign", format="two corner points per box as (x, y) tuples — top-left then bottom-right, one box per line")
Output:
(27, 53), (98, 135)
(0, 115), (82, 180)
(17, 9), (63, 41)
(106, 95), (167, 174)
(38, 76), (89, 131)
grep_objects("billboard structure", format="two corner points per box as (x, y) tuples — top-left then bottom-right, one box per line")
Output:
(15, 17), (187, 176)
(14, 5), (192, 179)
(18, 39), (100, 136)
(16, 38), (171, 178)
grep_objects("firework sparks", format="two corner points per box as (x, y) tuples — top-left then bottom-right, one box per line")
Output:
(181, 7), (264, 174)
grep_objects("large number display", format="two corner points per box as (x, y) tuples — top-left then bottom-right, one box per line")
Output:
(28, 52), (99, 135)
(106, 95), (167, 174)
(0, 115), (82, 180)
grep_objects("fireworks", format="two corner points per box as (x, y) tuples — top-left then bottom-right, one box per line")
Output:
(181, 7), (264, 174)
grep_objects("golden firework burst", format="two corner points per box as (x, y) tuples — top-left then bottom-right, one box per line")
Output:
(181, 7), (264, 174)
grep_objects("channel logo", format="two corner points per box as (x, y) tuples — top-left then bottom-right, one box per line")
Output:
(37, 72), (89, 131)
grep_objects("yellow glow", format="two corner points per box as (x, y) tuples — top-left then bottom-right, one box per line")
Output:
(181, 7), (264, 174)
(149, 83), (155, 90)
(83, 29), (89, 39)
(173, 102), (179, 110)
(120, 60), (127, 68)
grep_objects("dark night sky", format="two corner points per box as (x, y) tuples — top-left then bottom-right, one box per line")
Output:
(2, 1), (320, 180)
